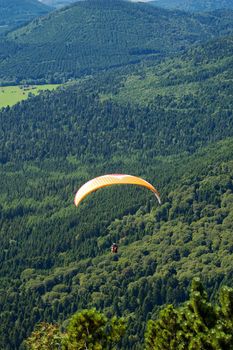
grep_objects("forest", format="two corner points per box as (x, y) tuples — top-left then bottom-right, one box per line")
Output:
(0, 0), (51, 35)
(1, 0), (233, 83)
(0, 56), (233, 348)
(152, 0), (233, 12)
(0, 0), (233, 349)
(24, 279), (233, 349)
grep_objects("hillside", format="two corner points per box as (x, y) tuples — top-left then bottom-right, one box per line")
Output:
(0, 31), (233, 348)
(152, 0), (233, 12)
(0, 0), (51, 35)
(0, 136), (233, 349)
(1, 0), (233, 83)
(106, 35), (233, 105)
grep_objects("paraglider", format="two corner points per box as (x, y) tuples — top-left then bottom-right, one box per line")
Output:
(111, 243), (118, 254)
(74, 174), (161, 254)
(74, 174), (161, 207)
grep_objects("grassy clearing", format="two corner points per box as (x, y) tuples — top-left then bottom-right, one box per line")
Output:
(0, 84), (60, 108)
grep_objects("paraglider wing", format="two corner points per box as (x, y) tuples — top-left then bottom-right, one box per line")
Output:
(74, 174), (161, 207)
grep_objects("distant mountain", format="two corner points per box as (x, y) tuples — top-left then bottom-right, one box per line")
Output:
(150, 0), (233, 12)
(39, 0), (77, 9)
(0, 0), (51, 35)
(1, 0), (233, 84)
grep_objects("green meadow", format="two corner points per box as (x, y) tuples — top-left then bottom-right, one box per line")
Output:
(0, 84), (60, 108)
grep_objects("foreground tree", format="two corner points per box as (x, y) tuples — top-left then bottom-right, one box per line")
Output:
(25, 309), (125, 350)
(25, 322), (64, 350)
(65, 309), (125, 350)
(145, 278), (233, 350)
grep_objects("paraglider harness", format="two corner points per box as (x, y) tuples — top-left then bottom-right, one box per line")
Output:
(111, 243), (118, 253)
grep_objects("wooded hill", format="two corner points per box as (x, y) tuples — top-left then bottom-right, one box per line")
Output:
(0, 0), (51, 35)
(152, 0), (233, 12)
(103, 34), (233, 106)
(0, 30), (233, 348)
(1, 0), (233, 83)
(0, 136), (233, 349)
(150, 0), (233, 12)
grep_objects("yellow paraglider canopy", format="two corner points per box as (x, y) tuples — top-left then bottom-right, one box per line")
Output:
(74, 174), (161, 207)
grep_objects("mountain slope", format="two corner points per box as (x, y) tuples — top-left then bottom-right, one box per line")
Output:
(0, 137), (233, 349)
(108, 35), (233, 105)
(1, 0), (233, 83)
(0, 33), (233, 348)
(0, 0), (51, 35)
(151, 0), (233, 12)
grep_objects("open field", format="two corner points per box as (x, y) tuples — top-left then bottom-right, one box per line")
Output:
(0, 84), (60, 108)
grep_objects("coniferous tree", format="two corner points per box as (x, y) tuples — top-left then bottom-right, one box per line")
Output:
(25, 309), (125, 350)
(65, 309), (126, 350)
(25, 322), (64, 350)
(145, 278), (233, 350)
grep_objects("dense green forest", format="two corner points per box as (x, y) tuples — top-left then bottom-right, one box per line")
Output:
(152, 0), (233, 12)
(0, 32), (233, 347)
(0, 0), (51, 35)
(23, 279), (233, 349)
(1, 134), (233, 349)
(1, 0), (233, 83)
(0, 1), (233, 349)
